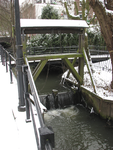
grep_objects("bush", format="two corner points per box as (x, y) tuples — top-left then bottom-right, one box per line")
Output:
(41, 4), (59, 19)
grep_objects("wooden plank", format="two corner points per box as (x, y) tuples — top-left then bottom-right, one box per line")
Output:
(62, 57), (83, 84)
(23, 28), (83, 34)
(27, 53), (83, 61)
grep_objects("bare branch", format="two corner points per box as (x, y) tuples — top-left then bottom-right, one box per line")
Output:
(104, 0), (113, 11)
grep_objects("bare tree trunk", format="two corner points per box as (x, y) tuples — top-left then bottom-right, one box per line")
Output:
(104, 0), (113, 10)
(89, 0), (113, 88)
(110, 52), (113, 88)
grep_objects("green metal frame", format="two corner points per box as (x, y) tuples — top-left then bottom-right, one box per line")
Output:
(26, 48), (97, 93)
(33, 59), (48, 81)
(26, 52), (83, 84)
(27, 53), (83, 61)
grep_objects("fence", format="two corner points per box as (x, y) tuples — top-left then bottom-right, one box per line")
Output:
(0, 45), (16, 83)
(26, 45), (108, 55)
(0, 45), (54, 150)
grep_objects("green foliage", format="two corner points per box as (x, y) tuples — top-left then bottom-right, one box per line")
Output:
(87, 31), (106, 46)
(27, 31), (106, 49)
(41, 4), (59, 19)
(27, 33), (79, 48)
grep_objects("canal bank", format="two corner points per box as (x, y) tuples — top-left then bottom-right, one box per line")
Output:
(62, 59), (113, 122)
(80, 86), (113, 120)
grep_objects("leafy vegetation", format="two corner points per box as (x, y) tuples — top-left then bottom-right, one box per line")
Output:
(27, 2), (106, 52)
(41, 4), (59, 19)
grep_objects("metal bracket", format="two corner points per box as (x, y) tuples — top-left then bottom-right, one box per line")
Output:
(39, 126), (54, 150)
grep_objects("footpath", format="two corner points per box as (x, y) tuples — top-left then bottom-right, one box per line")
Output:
(0, 62), (37, 150)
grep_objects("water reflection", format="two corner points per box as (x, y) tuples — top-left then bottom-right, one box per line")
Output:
(44, 105), (113, 150)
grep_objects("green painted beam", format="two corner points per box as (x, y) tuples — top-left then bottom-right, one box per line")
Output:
(66, 56), (78, 78)
(27, 53), (83, 61)
(83, 48), (97, 93)
(66, 49), (79, 78)
(78, 55), (84, 82)
(33, 59), (48, 81)
(32, 60), (43, 76)
(62, 57), (83, 84)
(78, 34), (84, 86)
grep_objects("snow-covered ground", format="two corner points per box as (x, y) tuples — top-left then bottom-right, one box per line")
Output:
(62, 58), (113, 100)
(0, 62), (37, 150)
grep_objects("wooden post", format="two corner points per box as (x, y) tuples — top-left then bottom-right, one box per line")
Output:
(78, 32), (84, 86)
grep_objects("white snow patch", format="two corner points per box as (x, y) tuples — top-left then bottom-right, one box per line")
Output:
(62, 59), (113, 100)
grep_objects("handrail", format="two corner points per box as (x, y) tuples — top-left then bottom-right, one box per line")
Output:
(26, 45), (108, 55)
(0, 45), (16, 83)
(25, 57), (45, 128)
(23, 57), (54, 150)
(1, 45), (16, 62)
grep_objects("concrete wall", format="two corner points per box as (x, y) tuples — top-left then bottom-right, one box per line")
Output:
(80, 86), (113, 120)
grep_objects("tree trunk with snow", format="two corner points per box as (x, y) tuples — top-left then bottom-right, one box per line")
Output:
(89, 0), (113, 88)
(104, 0), (113, 10)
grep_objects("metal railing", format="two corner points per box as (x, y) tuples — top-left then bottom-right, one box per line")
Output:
(23, 58), (54, 150)
(0, 45), (54, 150)
(0, 45), (16, 83)
(26, 45), (108, 55)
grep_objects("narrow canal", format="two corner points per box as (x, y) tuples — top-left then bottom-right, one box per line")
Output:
(35, 67), (113, 150)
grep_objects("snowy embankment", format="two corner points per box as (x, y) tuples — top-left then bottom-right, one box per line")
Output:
(62, 59), (113, 100)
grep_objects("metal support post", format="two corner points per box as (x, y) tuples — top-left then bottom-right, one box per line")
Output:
(14, 0), (25, 111)
(0, 45), (1, 55)
(39, 126), (54, 150)
(8, 53), (13, 84)
(1, 46), (3, 64)
(2, 49), (5, 66)
(5, 52), (8, 72)
(22, 65), (31, 122)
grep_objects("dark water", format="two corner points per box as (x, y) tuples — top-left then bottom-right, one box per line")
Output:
(35, 68), (66, 95)
(44, 105), (113, 150)
(36, 69), (113, 150)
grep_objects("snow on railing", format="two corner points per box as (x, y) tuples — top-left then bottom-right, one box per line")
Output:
(23, 57), (55, 150)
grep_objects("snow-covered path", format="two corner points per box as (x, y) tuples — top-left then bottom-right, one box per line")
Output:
(0, 62), (37, 150)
